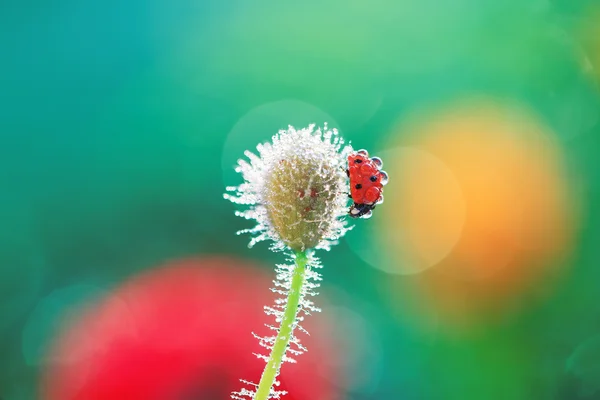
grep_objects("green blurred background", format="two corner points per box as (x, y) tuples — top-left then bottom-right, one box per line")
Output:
(2, 0), (600, 398)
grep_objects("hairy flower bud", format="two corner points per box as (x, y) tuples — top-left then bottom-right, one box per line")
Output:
(225, 124), (352, 252)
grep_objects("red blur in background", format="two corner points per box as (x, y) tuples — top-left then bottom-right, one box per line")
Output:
(42, 257), (339, 400)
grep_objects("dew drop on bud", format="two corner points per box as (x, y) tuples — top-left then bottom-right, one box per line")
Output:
(376, 195), (384, 205)
(357, 149), (369, 157)
(361, 210), (373, 219)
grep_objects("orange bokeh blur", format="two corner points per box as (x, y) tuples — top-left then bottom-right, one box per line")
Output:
(381, 100), (578, 327)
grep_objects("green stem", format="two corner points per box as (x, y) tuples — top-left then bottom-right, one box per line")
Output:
(254, 251), (308, 400)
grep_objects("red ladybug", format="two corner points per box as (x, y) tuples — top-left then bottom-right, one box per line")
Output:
(346, 149), (388, 219)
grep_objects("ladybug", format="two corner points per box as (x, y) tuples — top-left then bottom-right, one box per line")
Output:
(346, 149), (388, 219)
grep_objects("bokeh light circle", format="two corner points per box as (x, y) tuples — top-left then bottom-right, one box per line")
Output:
(540, 26), (600, 142)
(22, 284), (112, 367)
(566, 335), (600, 397)
(345, 146), (466, 276)
(221, 99), (340, 188)
(321, 305), (384, 395)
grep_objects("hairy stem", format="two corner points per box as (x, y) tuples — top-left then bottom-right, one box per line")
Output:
(254, 251), (308, 400)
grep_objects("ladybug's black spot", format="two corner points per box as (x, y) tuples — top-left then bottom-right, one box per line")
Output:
(354, 159), (362, 164)
(370, 175), (378, 182)
(355, 183), (363, 189)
